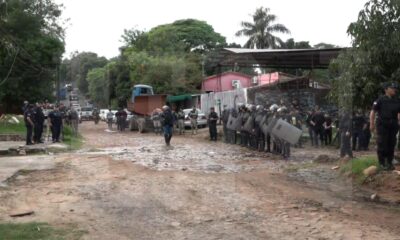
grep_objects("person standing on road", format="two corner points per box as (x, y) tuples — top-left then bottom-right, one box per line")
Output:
(323, 113), (333, 146)
(24, 104), (35, 145)
(33, 102), (45, 143)
(370, 82), (400, 170)
(352, 110), (366, 151)
(188, 106), (198, 135)
(106, 109), (114, 130)
(310, 106), (325, 147)
(68, 107), (79, 137)
(116, 108), (127, 132)
(221, 105), (230, 142)
(48, 105), (63, 143)
(161, 106), (174, 146)
(176, 108), (185, 135)
(151, 109), (162, 135)
(339, 111), (353, 158)
(208, 107), (219, 141)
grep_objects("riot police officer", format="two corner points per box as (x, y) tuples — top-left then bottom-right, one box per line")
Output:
(33, 103), (45, 143)
(370, 82), (400, 170)
(48, 105), (63, 143)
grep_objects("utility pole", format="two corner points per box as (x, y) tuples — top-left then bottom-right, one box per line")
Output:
(56, 64), (60, 103)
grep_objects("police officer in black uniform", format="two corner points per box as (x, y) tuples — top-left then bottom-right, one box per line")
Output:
(24, 104), (35, 145)
(370, 82), (400, 170)
(33, 103), (45, 143)
(208, 107), (219, 141)
(48, 105), (63, 143)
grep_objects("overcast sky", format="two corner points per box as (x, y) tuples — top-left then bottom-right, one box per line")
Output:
(55, 0), (368, 59)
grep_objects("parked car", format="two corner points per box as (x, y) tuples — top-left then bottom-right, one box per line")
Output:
(183, 108), (207, 128)
(99, 109), (108, 121)
(80, 107), (93, 121)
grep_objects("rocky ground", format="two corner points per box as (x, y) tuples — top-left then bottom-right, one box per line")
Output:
(0, 122), (399, 240)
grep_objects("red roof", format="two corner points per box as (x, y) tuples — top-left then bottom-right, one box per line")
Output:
(204, 71), (252, 81)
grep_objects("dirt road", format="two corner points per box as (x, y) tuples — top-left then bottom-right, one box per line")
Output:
(0, 122), (399, 239)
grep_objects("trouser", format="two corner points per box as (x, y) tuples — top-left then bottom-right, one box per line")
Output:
(240, 131), (248, 146)
(361, 130), (371, 150)
(71, 120), (78, 136)
(266, 134), (271, 152)
(163, 125), (173, 145)
(153, 120), (162, 134)
(107, 119), (113, 130)
(324, 128), (332, 145)
(26, 124), (33, 145)
(308, 127), (315, 146)
(209, 123), (217, 140)
(258, 132), (265, 152)
(223, 124), (228, 142)
(178, 119), (185, 134)
(34, 123), (43, 143)
(313, 127), (324, 147)
(352, 130), (362, 150)
(282, 141), (290, 158)
(376, 122), (398, 166)
(250, 133), (258, 149)
(52, 124), (61, 142)
(340, 132), (353, 158)
(190, 119), (198, 134)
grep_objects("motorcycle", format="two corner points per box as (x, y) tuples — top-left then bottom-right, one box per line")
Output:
(93, 114), (100, 124)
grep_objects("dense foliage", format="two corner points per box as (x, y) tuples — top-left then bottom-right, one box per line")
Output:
(330, 0), (400, 109)
(0, 0), (65, 112)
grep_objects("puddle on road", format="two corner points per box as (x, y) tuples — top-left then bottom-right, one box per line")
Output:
(78, 141), (294, 173)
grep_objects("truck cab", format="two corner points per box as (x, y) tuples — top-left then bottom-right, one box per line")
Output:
(132, 85), (154, 102)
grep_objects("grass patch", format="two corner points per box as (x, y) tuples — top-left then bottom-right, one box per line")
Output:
(0, 222), (86, 240)
(340, 156), (379, 184)
(0, 115), (25, 135)
(63, 126), (83, 151)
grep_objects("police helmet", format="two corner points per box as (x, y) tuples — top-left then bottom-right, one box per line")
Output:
(277, 106), (287, 113)
(269, 104), (279, 112)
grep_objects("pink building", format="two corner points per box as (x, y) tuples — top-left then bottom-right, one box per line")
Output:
(202, 72), (252, 93)
(202, 71), (297, 93)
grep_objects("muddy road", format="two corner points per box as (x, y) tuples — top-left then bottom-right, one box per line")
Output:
(0, 122), (399, 240)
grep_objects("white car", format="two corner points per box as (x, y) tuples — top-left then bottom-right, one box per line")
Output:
(183, 108), (208, 128)
(80, 107), (93, 121)
(99, 109), (109, 121)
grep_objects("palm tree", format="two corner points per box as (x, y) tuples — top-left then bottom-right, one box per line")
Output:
(236, 7), (290, 49)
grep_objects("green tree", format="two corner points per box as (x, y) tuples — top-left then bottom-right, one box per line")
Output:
(283, 38), (312, 49)
(330, 0), (400, 109)
(236, 7), (290, 49)
(87, 67), (109, 107)
(146, 19), (226, 54)
(64, 52), (108, 95)
(0, 0), (65, 112)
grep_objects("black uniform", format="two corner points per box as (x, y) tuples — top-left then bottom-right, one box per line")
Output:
(311, 111), (325, 147)
(24, 108), (34, 145)
(221, 109), (230, 142)
(48, 110), (63, 142)
(208, 111), (219, 141)
(372, 95), (400, 168)
(352, 114), (366, 151)
(33, 106), (45, 143)
(339, 113), (353, 158)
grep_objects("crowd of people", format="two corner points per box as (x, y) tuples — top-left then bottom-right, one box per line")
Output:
(22, 101), (79, 145)
(20, 82), (399, 172)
